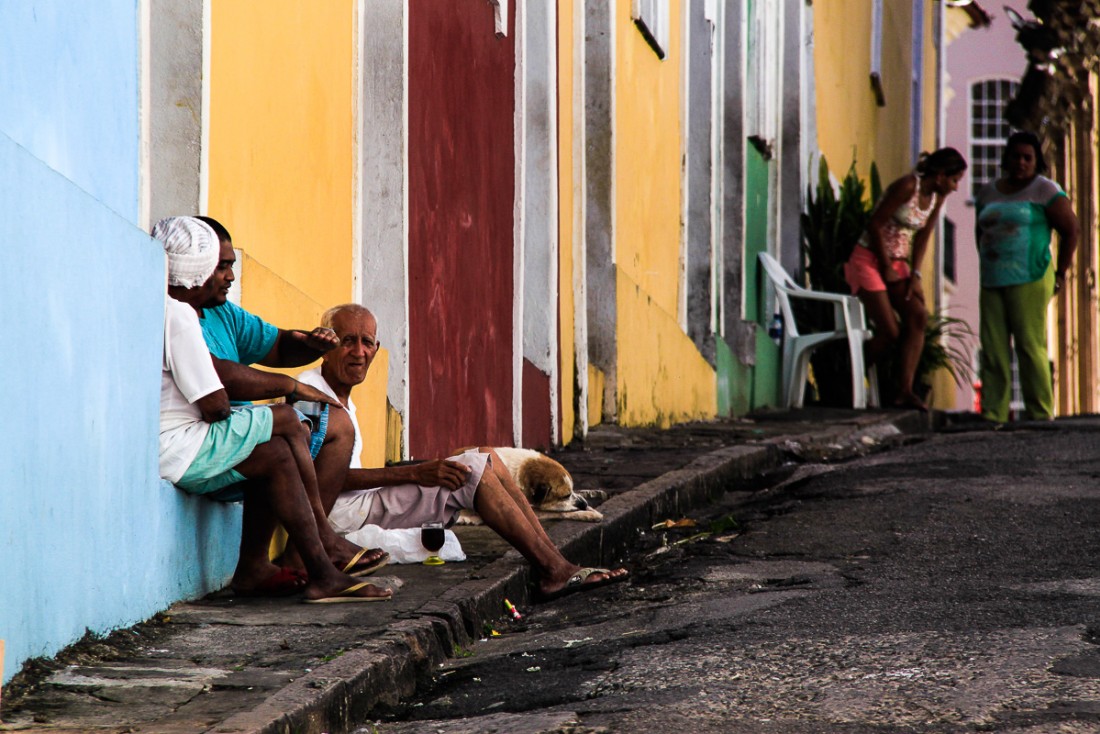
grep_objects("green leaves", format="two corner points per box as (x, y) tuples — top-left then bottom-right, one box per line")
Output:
(800, 155), (878, 295)
(916, 313), (976, 389)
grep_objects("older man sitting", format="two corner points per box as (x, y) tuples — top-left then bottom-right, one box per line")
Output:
(297, 303), (628, 601)
(155, 217), (390, 603)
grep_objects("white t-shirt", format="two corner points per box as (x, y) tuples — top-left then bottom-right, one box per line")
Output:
(160, 297), (224, 482)
(296, 367), (362, 469)
(296, 366), (374, 531)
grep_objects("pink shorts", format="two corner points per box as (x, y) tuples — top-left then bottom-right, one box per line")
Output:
(844, 245), (910, 294)
(329, 449), (489, 532)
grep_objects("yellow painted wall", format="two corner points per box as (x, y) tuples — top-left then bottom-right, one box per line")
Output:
(615, 0), (682, 316)
(239, 254), (386, 469)
(918, 2), (957, 411)
(355, 349), (388, 469)
(208, 1), (355, 313)
(816, 3), (962, 407)
(208, 1), (384, 468)
(588, 365), (604, 427)
(612, 0), (714, 425)
(617, 275), (717, 426)
(558, 0), (577, 444)
(814, 0), (913, 182)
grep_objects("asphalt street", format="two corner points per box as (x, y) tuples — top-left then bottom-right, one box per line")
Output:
(370, 418), (1100, 733)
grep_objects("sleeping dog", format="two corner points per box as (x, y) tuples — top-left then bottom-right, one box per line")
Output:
(454, 447), (604, 525)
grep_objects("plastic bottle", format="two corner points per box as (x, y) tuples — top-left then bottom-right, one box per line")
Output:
(768, 311), (784, 345)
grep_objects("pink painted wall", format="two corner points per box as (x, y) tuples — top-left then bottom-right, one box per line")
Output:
(943, 14), (1027, 410)
(408, 0), (516, 458)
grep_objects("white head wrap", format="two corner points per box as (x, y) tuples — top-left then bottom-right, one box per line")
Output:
(152, 216), (220, 288)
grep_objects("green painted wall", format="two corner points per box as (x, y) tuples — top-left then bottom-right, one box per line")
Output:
(717, 335), (752, 416)
(744, 144), (780, 409)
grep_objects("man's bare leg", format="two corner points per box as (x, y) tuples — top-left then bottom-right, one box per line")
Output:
(268, 405), (385, 571)
(478, 447), (558, 550)
(471, 469), (626, 598)
(235, 479), (285, 590)
(314, 406), (355, 513)
(233, 435), (390, 601)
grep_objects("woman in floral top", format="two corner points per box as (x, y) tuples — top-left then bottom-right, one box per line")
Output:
(844, 148), (968, 410)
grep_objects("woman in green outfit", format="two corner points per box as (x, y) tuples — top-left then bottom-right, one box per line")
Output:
(975, 131), (1079, 422)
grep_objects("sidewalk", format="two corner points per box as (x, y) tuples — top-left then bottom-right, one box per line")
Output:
(0, 408), (930, 734)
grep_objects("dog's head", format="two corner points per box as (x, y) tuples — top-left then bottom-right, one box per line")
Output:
(516, 454), (588, 514)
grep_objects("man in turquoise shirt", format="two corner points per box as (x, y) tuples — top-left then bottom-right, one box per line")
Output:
(193, 216), (388, 577)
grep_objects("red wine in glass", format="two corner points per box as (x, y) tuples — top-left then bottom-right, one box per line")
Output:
(421, 522), (445, 565)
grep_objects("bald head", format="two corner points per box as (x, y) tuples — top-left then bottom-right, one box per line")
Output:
(320, 304), (379, 394)
(320, 303), (375, 330)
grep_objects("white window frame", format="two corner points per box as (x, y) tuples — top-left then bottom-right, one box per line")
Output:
(746, 0), (780, 147)
(488, 0), (508, 37)
(633, 0), (669, 60)
(968, 77), (1019, 199)
(870, 0), (885, 106)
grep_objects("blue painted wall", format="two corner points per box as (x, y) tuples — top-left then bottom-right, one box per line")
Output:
(0, 133), (243, 686)
(0, 2), (242, 686)
(0, 1), (141, 222)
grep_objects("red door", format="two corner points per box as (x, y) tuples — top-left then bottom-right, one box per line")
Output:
(408, 0), (516, 458)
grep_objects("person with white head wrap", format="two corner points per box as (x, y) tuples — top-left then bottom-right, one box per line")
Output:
(154, 213), (393, 603)
(152, 216), (220, 288)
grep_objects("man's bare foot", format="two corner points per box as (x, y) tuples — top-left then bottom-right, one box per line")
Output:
(228, 567), (305, 598)
(537, 565), (629, 602)
(337, 546), (390, 576)
(327, 535), (387, 571)
(231, 563), (308, 597)
(303, 573), (393, 603)
(282, 541), (388, 576)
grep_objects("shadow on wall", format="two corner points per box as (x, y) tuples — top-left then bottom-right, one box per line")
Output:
(0, 135), (240, 686)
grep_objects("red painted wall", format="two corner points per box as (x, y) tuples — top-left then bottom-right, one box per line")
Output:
(522, 359), (552, 450)
(408, 0), (516, 458)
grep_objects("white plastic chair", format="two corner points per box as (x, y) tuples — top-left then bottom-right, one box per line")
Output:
(758, 252), (878, 409)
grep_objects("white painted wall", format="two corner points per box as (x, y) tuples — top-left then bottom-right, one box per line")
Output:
(359, 0), (410, 453)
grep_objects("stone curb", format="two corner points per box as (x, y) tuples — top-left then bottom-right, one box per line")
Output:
(225, 412), (925, 734)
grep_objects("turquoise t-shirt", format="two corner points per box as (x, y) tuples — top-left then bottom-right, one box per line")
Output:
(975, 175), (1066, 287)
(199, 301), (279, 365)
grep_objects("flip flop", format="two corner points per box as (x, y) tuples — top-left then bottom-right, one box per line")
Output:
(231, 567), (308, 598)
(536, 567), (629, 603)
(342, 547), (390, 577)
(303, 581), (392, 604)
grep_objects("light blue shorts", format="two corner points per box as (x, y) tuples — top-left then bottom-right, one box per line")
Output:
(176, 405), (275, 502)
(291, 404), (330, 459)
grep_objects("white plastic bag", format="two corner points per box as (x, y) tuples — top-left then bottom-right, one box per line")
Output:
(342, 525), (466, 564)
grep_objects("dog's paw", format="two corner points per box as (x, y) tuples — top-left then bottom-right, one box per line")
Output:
(537, 509), (604, 523)
(453, 509), (484, 526)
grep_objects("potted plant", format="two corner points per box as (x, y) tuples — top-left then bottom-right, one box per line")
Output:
(876, 313), (975, 406)
(799, 156), (880, 406)
(801, 155), (881, 296)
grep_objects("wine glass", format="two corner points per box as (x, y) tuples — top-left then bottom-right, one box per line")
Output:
(421, 521), (445, 566)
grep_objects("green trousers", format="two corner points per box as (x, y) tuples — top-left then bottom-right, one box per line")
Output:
(979, 266), (1055, 422)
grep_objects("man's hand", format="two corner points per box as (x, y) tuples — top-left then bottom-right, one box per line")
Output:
(411, 459), (472, 490)
(290, 381), (341, 407)
(302, 327), (340, 353)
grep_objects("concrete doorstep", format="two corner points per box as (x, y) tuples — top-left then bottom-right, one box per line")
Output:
(0, 410), (928, 734)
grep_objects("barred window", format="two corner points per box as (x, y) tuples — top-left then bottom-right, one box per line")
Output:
(969, 79), (1019, 198)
